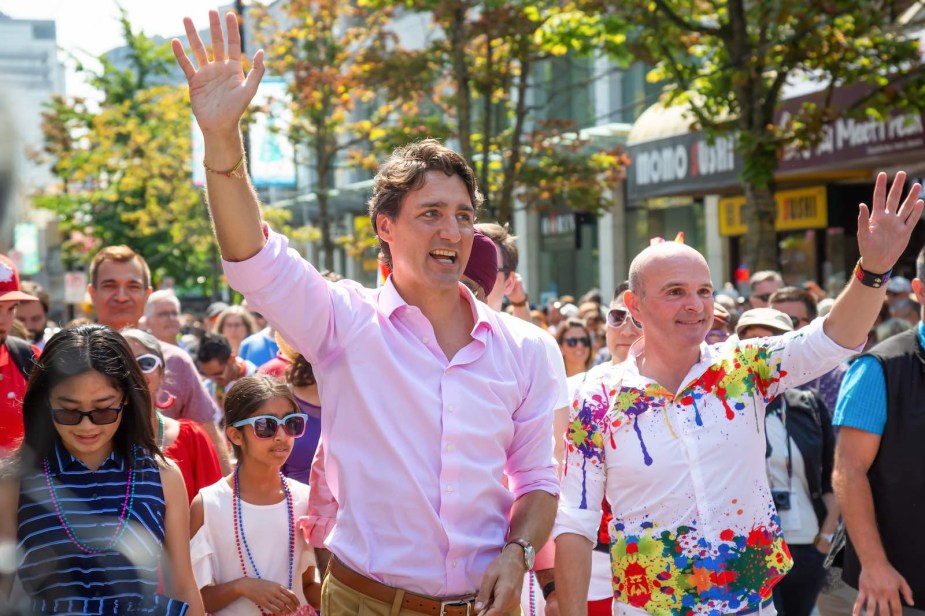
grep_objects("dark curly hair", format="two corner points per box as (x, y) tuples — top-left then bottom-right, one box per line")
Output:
(368, 139), (482, 269)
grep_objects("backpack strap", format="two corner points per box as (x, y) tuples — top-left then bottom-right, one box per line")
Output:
(5, 336), (36, 381)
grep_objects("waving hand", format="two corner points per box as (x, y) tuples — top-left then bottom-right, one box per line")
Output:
(172, 10), (265, 135)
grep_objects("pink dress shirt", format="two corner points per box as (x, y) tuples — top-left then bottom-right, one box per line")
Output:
(223, 229), (559, 597)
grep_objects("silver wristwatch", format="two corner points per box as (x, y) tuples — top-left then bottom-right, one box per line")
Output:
(504, 538), (535, 570)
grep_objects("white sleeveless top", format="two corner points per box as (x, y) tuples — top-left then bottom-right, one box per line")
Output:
(191, 477), (316, 616)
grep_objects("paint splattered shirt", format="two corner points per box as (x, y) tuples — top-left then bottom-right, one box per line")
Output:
(553, 317), (861, 616)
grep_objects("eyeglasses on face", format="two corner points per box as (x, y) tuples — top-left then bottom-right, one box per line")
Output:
(784, 314), (811, 327)
(607, 308), (642, 329)
(231, 413), (308, 439)
(135, 353), (163, 374)
(752, 293), (773, 303)
(50, 400), (126, 426)
(564, 336), (591, 348)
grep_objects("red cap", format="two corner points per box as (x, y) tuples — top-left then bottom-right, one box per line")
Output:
(0, 255), (38, 303)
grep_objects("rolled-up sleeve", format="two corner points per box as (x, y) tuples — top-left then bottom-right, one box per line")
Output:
(553, 382), (608, 543)
(504, 336), (560, 499)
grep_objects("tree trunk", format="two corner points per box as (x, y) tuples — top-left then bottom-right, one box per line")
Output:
(497, 54), (530, 226)
(449, 4), (472, 165)
(741, 181), (778, 272)
(315, 136), (335, 272)
(479, 35), (494, 217)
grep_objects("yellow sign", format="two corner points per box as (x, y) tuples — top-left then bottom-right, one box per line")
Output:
(719, 186), (828, 236)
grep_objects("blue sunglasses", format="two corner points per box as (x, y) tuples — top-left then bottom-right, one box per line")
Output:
(231, 413), (308, 439)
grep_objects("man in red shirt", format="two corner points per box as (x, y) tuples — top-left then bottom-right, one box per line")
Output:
(0, 254), (41, 456)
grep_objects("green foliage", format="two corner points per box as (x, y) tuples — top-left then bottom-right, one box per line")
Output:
(254, 0), (427, 269)
(614, 0), (925, 269)
(358, 0), (633, 224)
(33, 10), (216, 289)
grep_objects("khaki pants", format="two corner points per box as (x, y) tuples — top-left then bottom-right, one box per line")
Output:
(321, 571), (523, 616)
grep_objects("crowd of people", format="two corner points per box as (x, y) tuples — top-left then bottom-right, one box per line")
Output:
(0, 8), (924, 616)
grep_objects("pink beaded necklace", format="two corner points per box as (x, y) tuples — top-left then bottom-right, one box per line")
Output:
(42, 446), (137, 555)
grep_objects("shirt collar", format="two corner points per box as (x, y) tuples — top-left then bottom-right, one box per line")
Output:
(376, 276), (494, 336)
(377, 275), (406, 317)
(49, 438), (125, 474)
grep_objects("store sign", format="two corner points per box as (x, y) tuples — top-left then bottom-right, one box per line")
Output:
(718, 186), (828, 236)
(777, 81), (925, 170)
(627, 132), (741, 199)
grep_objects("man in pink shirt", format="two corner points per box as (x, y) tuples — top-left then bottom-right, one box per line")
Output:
(174, 11), (559, 616)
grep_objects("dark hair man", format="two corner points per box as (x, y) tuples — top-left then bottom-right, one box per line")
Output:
(555, 173), (923, 616)
(88, 244), (231, 473)
(833, 242), (925, 616)
(173, 12), (559, 616)
(17, 281), (52, 350)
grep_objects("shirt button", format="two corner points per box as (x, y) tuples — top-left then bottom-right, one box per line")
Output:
(423, 336), (430, 344)
(446, 485), (454, 493)
(452, 560), (458, 568)
(446, 444), (454, 452)
(447, 404), (456, 412)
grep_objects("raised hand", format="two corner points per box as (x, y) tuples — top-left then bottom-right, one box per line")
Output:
(857, 171), (924, 274)
(172, 10), (265, 135)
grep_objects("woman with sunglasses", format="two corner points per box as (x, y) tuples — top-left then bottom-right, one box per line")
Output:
(122, 328), (222, 504)
(190, 375), (319, 616)
(0, 325), (204, 615)
(556, 317), (594, 378)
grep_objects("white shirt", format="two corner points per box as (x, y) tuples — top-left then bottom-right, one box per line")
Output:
(765, 409), (820, 544)
(191, 478), (315, 616)
(554, 317), (860, 614)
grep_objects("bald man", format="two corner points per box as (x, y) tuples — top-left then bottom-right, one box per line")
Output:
(553, 172), (924, 616)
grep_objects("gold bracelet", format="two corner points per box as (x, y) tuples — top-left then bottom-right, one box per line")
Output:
(203, 153), (246, 179)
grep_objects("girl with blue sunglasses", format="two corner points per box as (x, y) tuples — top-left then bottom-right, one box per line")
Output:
(189, 376), (320, 616)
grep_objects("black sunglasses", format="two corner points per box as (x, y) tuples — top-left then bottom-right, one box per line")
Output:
(564, 336), (591, 347)
(50, 400), (126, 426)
(607, 308), (642, 329)
(752, 293), (773, 303)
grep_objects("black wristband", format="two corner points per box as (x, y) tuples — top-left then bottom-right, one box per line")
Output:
(853, 259), (893, 289)
(541, 580), (556, 599)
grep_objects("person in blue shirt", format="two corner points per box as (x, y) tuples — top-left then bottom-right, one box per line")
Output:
(833, 244), (925, 616)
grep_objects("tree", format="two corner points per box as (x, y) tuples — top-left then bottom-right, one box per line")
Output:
(616, 0), (925, 270)
(254, 0), (431, 271)
(33, 10), (219, 289)
(370, 0), (631, 225)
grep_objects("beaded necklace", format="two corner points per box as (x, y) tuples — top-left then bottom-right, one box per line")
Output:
(43, 445), (137, 555)
(232, 466), (295, 613)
